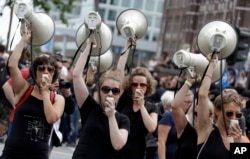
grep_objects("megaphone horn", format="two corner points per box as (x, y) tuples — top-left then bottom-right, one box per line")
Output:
(173, 49), (226, 83)
(197, 20), (237, 59)
(76, 11), (113, 56)
(88, 50), (113, 73)
(116, 8), (148, 40)
(14, 2), (55, 46)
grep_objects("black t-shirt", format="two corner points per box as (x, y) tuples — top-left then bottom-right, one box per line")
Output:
(72, 95), (130, 159)
(116, 92), (158, 159)
(174, 122), (197, 159)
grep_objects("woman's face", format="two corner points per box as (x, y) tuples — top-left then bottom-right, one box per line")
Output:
(100, 79), (121, 109)
(131, 75), (147, 99)
(36, 64), (55, 84)
(217, 102), (242, 128)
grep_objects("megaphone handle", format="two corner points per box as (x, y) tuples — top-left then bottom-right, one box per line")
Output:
(186, 67), (195, 78)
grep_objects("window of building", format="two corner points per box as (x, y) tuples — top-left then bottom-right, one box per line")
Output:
(99, 0), (107, 3)
(110, 0), (119, 5)
(99, 8), (106, 19)
(133, 0), (143, 9)
(108, 10), (117, 21)
(122, 0), (131, 7)
(154, 17), (161, 28)
(156, 0), (164, 12)
(146, 15), (153, 27)
(145, 0), (155, 11)
(152, 32), (159, 42)
(72, 5), (81, 15)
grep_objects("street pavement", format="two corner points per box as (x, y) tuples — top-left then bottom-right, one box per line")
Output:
(0, 142), (75, 159)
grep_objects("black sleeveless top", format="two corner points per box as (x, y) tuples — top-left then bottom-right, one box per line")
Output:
(174, 122), (197, 159)
(197, 126), (229, 159)
(2, 95), (52, 159)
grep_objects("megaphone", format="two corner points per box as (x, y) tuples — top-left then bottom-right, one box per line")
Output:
(88, 50), (113, 73)
(197, 20), (237, 59)
(75, 11), (113, 56)
(14, 2), (55, 46)
(173, 49), (226, 83)
(116, 8), (148, 40)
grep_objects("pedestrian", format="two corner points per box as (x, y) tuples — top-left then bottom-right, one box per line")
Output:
(72, 38), (130, 159)
(0, 30), (65, 159)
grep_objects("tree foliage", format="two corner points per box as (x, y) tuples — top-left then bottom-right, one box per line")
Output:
(5, 0), (77, 24)
(33, 0), (77, 24)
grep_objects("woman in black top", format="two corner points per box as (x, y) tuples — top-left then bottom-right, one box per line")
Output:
(197, 53), (249, 159)
(72, 39), (130, 159)
(0, 30), (65, 159)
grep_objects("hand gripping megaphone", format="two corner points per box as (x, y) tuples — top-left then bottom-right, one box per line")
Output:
(14, 2), (55, 46)
(173, 49), (226, 83)
(75, 11), (113, 56)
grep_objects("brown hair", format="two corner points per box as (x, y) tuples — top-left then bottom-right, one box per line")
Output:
(214, 89), (243, 110)
(99, 68), (124, 89)
(123, 67), (157, 96)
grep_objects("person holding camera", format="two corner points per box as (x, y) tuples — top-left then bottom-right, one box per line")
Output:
(49, 78), (74, 153)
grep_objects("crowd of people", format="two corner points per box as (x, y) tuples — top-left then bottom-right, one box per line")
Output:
(0, 25), (250, 159)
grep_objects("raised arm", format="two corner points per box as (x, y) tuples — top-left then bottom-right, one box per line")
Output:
(73, 39), (94, 107)
(8, 31), (30, 96)
(116, 39), (136, 78)
(197, 53), (218, 143)
(171, 77), (195, 137)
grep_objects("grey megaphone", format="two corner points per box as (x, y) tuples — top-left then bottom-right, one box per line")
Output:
(173, 49), (226, 83)
(116, 8), (148, 39)
(88, 50), (113, 73)
(14, 2), (55, 46)
(197, 20), (237, 59)
(75, 11), (112, 56)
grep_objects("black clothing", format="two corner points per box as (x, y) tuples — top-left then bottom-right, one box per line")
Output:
(197, 126), (229, 159)
(116, 92), (158, 159)
(1, 95), (52, 159)
(72, 95), (130, 159)
(174, 122), (197, 159)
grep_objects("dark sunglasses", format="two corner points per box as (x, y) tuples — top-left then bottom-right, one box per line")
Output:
(226, 111), (242, 119)
(101, 86), (120, 95)
(131, 83), (147, 87)
(37, 65), (55, 73)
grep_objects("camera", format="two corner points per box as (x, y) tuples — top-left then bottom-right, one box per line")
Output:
(59, 79), (71, 89)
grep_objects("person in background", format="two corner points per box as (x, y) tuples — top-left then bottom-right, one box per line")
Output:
(49, 78), (74, 154)
(116, 39), (158, 159)
(0, 29), (65, 159)
(72, 38), (130, 159)
(157, 90), (176, 159)
(197, 53), (249, 159)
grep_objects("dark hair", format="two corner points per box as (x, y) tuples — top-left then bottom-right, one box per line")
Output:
(29, 56), (59, 85)
(0, 44), (6, 52)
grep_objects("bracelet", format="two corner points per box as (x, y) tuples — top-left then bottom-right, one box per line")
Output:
(205, 75), (212, 79)
(184, 80), (192, 87)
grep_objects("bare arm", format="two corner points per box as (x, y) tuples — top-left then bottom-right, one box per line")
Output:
(171, 77), (195, 137)
(197, 53), (217, 144)
(158, 124), (171, 159)
(8, 32), (30, 98)
(73, 39), (93, 107)
(140, 106), (158, 133)
(2, 82), (15, 108)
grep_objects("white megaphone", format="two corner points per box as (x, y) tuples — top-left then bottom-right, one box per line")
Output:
(116, 8), (148, 40)
(14, 2), (55, 46)
(75, 11), (112, 56)
(173, 49), (226, 83)
(88, 50), (113, 73)
(197, 20), (237, 59)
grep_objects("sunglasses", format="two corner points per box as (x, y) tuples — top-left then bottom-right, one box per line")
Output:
(101, 86), (120, 95)
(131, 83), (147, 87)
(37, 65), (55, 73)
(225, 111), (242, 119)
